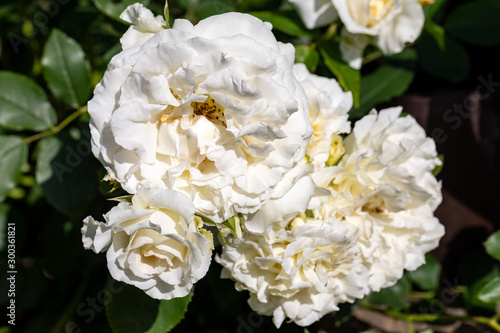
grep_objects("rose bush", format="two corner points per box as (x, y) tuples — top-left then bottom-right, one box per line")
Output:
(89, 10), (312, 223)
(9, 0), (500, 331)
(86, 3), (444, 325)
(82, 188), (213, 300)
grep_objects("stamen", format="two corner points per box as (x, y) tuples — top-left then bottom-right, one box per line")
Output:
(191, 97), (226, 127)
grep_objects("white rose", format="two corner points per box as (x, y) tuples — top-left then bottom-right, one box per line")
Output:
(82, 189), (213, 300)
(312, 107), (444, 290)
(293, 64), (351, 170)
(243, 159), (315, 234)
(217, 218), (367, 327)
(290, 0), (424, 69)
(119, 3), (166, 49)
(216, 167), (369, 327)
(89, 11), (312, 223)
(335, 0), (425, 68)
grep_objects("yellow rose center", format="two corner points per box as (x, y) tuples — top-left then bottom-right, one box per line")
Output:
(368, 0), (394, 27)
(361, 194), (387, 214)
(160, 94), (226, 127)
(288, 213), (308, 231)
(191, 96), (226, 127)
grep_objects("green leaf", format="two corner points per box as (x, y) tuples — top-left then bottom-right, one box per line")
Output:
(432, 154), (444, 177)
(42, 28), (91, 109)
(477, 276), (500, 304)
(237, 0), (282, 11)
(320, 41), (360, 107)
(445, 0), (500, 46)
(484, 230), (500, 261)
(350, 48), (416, 119)
(0, 135), (27, 202)
(35, 131), (97, 219)
(367, 276), (411, 310)
(106, 279), (160, 333)
(223, 216), (243, 238)
(251, 11), (313, 38)
(459, 247), (500, 311)
(425, 0), (448, 22)
(417, 36), (469, 82)
(0, 72), (57, 131)
(195, 0), (235, 19)
(295, 46), (320, 72)
(145, 294), (193, 333)
(407, 254), (442, 291)
(35, 137), (60, 185)
(0, 3), (15, 19)
(424, 17), (445, 51)
(92, 0), (149, 21)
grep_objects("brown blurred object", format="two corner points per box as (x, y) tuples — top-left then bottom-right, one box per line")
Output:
(353, 307), (427, 333)
(434, 189), (494, 264)
(397, 94), (431, 132)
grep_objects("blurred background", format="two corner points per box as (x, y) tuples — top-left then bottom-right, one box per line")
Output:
(0, 0), (499, 332)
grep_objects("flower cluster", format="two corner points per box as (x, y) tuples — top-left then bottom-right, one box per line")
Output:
(289, 0), (426, 69)
(82, 3), (443, 328)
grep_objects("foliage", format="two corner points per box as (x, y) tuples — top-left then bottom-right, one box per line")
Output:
(1, 0), (500, 332)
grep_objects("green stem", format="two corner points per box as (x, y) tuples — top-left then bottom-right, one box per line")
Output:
(24, 105), (88, 145)
(164, 0), (170, 28)
(406, 320), (415, 333)
(475, 316), (500, 332)
(362, 50), (382, 65)
(309, 23), (337, 51)
(383, 309), (500, 332)
(408, 290), (436, 299)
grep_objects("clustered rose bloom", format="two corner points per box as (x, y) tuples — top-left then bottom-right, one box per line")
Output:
(88, 4), (311, 223)
(311, 107), (444, 290)
(82, 2), (444, 328)
(289, 0), (425, 69)
(216, 165), (370, 327)
(217, 84), (443, 326)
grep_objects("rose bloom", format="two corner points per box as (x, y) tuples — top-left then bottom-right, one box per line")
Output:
(312, 107), (444, 290)
(82, 189), (213, 300)
(293, 63), (351, 171)
(88, 7), (312, 223)
(290, 0), (425, 69)
(216, 165), (369, 327)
